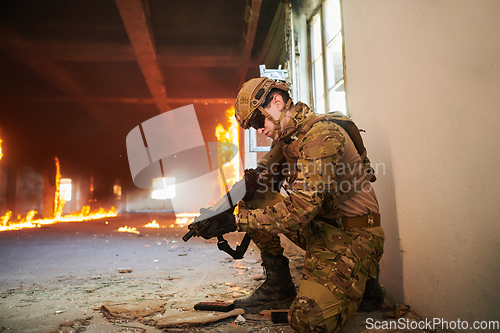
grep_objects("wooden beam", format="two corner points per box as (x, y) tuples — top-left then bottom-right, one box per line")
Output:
(23, 40), (252, 67)
(28, 41), (137, 62)
(237, 0), (263, 89)
(158, 53), (242, 68)
(0, 29), (114, 124)
(0, 95), (235, 105)
(115, 0), (170, 112)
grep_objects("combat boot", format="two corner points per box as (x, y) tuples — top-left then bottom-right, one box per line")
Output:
(233, 252), (296, 313)
(358, 265), (385, 312)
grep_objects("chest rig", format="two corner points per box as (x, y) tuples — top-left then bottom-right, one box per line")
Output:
(280, 111), (376, 215)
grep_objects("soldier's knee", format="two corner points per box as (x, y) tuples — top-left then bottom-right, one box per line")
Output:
(288, 296), (340, 333)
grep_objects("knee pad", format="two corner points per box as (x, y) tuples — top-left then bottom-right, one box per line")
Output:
(289, 296), (340, 333)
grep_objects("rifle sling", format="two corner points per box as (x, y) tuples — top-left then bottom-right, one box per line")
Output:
(217, 233), (251, 260)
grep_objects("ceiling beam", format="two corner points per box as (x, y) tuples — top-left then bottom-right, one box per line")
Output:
(115, 0), (170, 112)
(25, 41), (137, 62)
(0, 95), (235, 105)
(237, 0), (263, 89)
(23, 40), (255, 67)
(0, 29), (115, 124)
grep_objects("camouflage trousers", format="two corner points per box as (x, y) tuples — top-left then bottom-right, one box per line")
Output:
(244, 196), (384, 332)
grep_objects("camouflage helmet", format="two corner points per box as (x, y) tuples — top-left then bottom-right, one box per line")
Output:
(234, 77), (290, 129)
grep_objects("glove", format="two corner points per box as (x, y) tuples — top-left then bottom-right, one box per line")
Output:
(196, 209), (237, 240)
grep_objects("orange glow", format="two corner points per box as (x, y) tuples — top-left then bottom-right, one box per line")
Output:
(172, 108), (240, 230)
(54, 157), (64, 218)
(175, 212), (197, 227)
(144, 220), (160, 228)
(1, 211), (12, 226)
(118, 226), (139, 234)
(0, 137), (3, 161)
(0, 206), (117, 232)
(215, 107), (240, 195)
(90, 172), (94, 198)
(0, 157), (117, 232)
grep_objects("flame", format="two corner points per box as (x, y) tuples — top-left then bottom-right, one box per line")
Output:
(117, 226), (139, 234)
(0, 157), (117, 232)
(0, 206), (117, 232)
(175, 212), (198, 227)
(214, 106), (240, 194)
(0, 137), (3, 161)
(54, 157), (64, 218)
(145, 220), (160, 228)
(170, 107), (241, 229)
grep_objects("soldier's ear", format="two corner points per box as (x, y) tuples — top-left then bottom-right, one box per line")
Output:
(274, 94), (285, 110)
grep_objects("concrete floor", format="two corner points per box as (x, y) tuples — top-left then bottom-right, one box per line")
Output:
(0, 213), (445, 333)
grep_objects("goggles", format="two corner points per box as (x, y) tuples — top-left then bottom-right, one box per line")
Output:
(250, 110), (266, 130)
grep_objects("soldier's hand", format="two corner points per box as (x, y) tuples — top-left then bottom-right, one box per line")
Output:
(187, 214), (206, 234)
(196, 209), (236, 240)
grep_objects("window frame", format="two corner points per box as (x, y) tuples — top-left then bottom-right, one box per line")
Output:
(307, 0), (348, 116)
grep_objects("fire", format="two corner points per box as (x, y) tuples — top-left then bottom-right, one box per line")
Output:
(175, 212), (198, 227)
(1, 211), (12, 226)
(0, 137), (3, 161)
(117, 226), (140, 234)
(0, 157), (117, 232)
(144, 220), (160, 228)
(0, 206), (117, 232)
(172, 107), (241, 229)
(54, 157), (64, 218)
(215, 107), (240, 192)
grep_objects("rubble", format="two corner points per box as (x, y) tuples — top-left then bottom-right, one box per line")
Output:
(0, 215), (438, 333)
(100, 300), (166, 319)
(155, 309), (245, 328)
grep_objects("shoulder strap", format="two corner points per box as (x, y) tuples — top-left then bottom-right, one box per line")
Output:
(293, 112), (358, 148)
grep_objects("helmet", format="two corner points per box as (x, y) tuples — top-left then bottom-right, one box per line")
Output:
(234, 77), (290, 129)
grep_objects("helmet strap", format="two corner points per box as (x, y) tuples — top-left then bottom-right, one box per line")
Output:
(257, 99), (293, 140)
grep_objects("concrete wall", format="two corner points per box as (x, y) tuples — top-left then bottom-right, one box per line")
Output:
(341, 0), (500, 326)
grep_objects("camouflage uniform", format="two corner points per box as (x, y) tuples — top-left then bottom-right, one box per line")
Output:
(237, 102), (384, 332)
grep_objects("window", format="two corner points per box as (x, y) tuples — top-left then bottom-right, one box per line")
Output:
(60, 178), (72, 202)
(309, 0), (347, 115)
(113, 180), (122, 199)
(151, 177), (176, 200)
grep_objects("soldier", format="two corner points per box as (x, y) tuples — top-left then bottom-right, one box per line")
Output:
(198, 77), (385, 332)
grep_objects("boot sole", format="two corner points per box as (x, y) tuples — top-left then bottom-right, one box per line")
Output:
(234, 296), (295, 314)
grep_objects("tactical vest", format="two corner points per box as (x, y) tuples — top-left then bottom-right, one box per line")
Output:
(281, 111), (376, 214)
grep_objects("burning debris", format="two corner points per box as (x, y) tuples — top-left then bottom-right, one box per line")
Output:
(145, 220), (160, 228)
(0, 156), (117, 232)
(117, 225), (140, 234)
(0, 206), (117, 232)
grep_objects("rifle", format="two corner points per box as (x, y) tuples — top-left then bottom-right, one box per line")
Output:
(182, 141), (285, 259)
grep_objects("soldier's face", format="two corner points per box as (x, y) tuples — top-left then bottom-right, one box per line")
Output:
(256, 117), (277, 140)
(257, 95), (288, 140)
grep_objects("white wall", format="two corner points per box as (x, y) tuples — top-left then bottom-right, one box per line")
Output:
(342, 0), (500, 327)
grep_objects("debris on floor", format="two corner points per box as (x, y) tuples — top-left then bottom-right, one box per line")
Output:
(0, 216), (446, 333)
(49, 316), (93, 333)
(155, 308), (245, 328)
(100, 300), (166, 319)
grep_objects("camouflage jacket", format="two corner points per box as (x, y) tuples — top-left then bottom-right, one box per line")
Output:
(237, 102), (348, 234)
